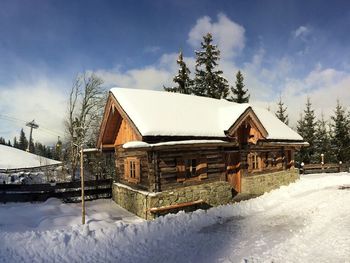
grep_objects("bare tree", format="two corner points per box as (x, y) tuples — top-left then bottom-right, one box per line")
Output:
(65, 73), (105, 180)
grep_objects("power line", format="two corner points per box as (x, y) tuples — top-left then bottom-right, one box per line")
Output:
(0, 114), (65, 138)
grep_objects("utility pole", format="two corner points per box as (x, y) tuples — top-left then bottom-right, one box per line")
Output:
(73, 124), (86, 225)
(26, 120), (39, 152)
(81, 146), (86, 225)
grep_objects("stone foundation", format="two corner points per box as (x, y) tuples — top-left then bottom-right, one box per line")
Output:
(112, 181), (232, 220)
(112, 169), (299, 220)
(241, 169), (299, 196)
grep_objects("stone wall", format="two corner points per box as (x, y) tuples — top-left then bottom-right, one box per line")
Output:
(112, 181), (232, 220)
(112, 183), (150, 219)
(241, 169), (299, 196)
(113, 169), (300, 220)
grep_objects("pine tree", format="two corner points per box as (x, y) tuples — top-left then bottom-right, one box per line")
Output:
(330, 100), (350, 162)
(296, 98), (316, 163)
(0, 137), (5, 145)
(53, 137), (63, 161)
(164, 51), (193, 94)
(13, 137), (19, 149)
(193, 33), (229, 99)
(230, 70), (249, 103)
(7, 140), (12, 147)
(314, 114), (333, 163)
(18, 129), (28, 151)
(275, 96), (289, 125)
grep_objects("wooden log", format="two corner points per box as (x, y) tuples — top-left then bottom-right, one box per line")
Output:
(208, 163), (226, 169)
(147, 199), (204, 213)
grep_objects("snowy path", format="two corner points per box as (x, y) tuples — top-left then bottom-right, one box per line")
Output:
(1, 173), (350, 263)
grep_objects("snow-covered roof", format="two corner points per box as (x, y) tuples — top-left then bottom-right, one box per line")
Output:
(0, 145), (62, 170)
(123, 140), (232, 149)
(110, 88), (303, 141)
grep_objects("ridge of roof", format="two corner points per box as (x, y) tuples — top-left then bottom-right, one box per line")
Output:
(109, 87), (303, 141)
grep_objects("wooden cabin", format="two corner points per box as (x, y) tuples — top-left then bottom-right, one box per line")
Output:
(97, 88), (307, 219)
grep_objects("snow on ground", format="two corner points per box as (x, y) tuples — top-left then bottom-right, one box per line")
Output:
(1, 173), (350, 263)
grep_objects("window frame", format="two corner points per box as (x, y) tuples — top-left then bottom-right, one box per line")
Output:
(248, 152), (261, 172)
(124, 157), (141, 183)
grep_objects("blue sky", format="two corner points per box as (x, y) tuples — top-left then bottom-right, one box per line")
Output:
(1, 0), (350, 144)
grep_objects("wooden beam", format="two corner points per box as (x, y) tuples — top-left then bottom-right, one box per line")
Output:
(97, 92), (143, 150)
(101, 144), (115, 150)
(226, 107), (268, 139)
(147, 199), (204, 213)
(110, 94), (143, 141)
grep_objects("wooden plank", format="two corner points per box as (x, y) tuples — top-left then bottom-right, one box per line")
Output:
(160, 173), (177, 179)
(208, 163), (226, 169)
(147, 199), (204, 213)
(0, 188), (112, 203)
(0, 179), (112, 191)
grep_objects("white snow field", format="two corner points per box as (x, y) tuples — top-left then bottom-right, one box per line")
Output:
(1, 173), (350, 263)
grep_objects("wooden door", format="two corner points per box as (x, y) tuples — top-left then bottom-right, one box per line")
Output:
(226, 152), (241, 193)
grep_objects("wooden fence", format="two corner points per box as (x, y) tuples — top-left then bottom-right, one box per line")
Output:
(0, 179), (112, 203)
(301, 163), (345, 174)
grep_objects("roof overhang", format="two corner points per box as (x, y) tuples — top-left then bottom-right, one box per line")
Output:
(257, 140), (309, 148)
(122, 140), (238, 151)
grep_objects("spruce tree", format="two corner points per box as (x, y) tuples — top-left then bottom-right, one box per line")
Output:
(53, 137), (63, 161)
(0, 137), (5, 145)
(230, 70), (249, 103)
(193, 33), (229, 99)
(164, 51), (193, 94)
(13, 137), (19, 149)
(296, 98), (316, 163)
(314, 114), (333, 163)
(330, 100), (350, 162)
(18, 129), (28, 151)
(275, 96), (289, 125)
(7, 140), (12, 147)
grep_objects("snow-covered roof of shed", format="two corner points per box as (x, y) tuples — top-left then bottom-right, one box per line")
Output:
(0, 145), (62, 170)
(110, 88), (303, 141)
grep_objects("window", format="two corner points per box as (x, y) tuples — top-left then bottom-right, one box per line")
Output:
(185, 159), (197, 178)
(252, 154), (259, 169)
(124, 157), (140, 183)
(176, 158), (207, 182)
(248, 152), (261, 172)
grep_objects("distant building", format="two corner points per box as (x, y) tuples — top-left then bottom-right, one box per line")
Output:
(0, 144), (62, 184)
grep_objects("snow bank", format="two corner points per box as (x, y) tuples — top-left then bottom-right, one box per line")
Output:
(1, 173), (349, 262)
(0, 144), (61, 170)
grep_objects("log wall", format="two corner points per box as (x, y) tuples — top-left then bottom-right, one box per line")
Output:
(114, 147), (153, 191)
(156, 146), (227, 191)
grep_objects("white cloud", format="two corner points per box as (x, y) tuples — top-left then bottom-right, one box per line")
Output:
(95, 66), (173, 91)
(0, 77), (68, 145)
(261, 66), (350, 129)
(294, 26), (310, 39)
(188, 13), (245, 59)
